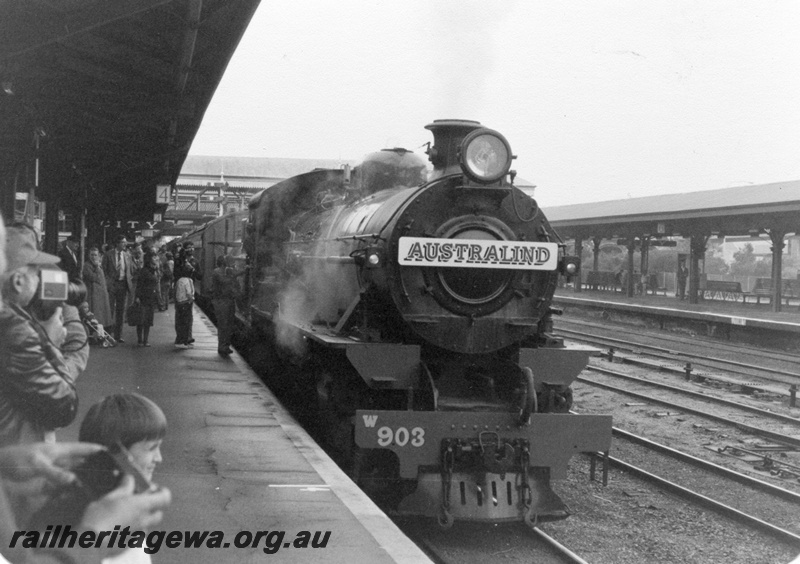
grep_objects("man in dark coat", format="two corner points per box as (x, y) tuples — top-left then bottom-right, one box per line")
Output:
(57, 235), (81, 281)
(101, 235), (134, 342)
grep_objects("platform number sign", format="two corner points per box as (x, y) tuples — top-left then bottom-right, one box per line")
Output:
(156, 184), (171, 204)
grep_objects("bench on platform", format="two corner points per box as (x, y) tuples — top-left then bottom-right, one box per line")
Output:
(743, 277), (800, 305)
(585, 270), (620, 291)
(702, 280), (744, 302)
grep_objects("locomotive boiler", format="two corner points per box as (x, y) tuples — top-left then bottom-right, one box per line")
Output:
(242, 120), (612, 526)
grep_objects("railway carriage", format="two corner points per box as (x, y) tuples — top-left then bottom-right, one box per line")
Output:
(173, 210), (248, 306)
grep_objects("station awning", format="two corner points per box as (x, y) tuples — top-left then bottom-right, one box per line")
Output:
(0, 0), (261, 226)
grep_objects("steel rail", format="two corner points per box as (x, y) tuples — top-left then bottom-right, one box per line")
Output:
(556, 316), (800, 366)
(410, 525), (586, 564)
(529, 526), (589, 564)
(557, 326), (800, 381)
(578, 372), (800, 449)
(604, 454), (800, 549)
(586, 365), (800, 427)
(611, 427), (800, 504)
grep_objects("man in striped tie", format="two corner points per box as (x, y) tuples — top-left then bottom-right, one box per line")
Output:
(101, 235), (133, 343)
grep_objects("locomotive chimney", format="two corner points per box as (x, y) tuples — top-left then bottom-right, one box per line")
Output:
(425, 119), (482, 180)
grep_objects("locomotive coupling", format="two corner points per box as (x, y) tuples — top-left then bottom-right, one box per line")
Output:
(440, 435), (528, 478)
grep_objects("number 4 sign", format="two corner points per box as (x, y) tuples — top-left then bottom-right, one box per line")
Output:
(156, 184), (171, 204)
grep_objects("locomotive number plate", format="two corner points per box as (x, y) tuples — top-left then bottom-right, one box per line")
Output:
(359, 413), (425, 448)
(398, 237), (558, 270)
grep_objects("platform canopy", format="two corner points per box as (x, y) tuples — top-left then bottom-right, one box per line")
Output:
(0, 0), (261, 225)
(544, 180), (800, 240)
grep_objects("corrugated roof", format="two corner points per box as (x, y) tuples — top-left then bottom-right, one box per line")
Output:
(544, 180), (800, 222)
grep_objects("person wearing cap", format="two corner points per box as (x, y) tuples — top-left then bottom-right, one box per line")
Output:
(57, 235), (81, 281)
(101, 235), (134, 343)
(0, 216), (171, 564)
(0, 225), (82, 447)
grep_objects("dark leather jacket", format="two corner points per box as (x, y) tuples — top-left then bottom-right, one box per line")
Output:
(0, 303), (84, 446)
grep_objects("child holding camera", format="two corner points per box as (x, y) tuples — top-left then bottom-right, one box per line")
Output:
(79, 393), (167, 563)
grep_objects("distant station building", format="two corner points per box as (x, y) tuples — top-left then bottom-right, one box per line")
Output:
(166, 155), (535, 233)
(162, 156), (355, 236)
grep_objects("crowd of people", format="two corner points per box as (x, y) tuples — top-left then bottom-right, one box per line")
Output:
(0, 212), (251, 562)
(0, 216), (176, 563)
(48, 232), (215, 351)
(97, 236), (184, 346)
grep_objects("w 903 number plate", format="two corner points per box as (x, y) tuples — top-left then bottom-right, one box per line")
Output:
(358, 412), (425, 447)
(375, 425), (425, 447)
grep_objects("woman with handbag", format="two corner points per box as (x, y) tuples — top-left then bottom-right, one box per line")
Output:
(133, 253), (160, 347)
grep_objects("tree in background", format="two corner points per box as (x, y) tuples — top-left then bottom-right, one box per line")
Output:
(729, 243), (771, 276)
(704, 239), (729, 275)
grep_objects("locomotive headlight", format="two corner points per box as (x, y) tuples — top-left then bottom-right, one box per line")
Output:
(356, 247), (382, 269)
(459, 129), (513, 184)
(560, 256), (581, 277)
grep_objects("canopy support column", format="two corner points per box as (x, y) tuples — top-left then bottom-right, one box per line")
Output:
(768, 229), (786, 313)
(688, 234), (708, 305)
(574, 234), (583, 293)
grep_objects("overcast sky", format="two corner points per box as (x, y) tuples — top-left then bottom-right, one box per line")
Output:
(188, 0), (800, 208)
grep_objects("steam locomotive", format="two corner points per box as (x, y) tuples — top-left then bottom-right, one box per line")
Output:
(180, 120), (612, 526)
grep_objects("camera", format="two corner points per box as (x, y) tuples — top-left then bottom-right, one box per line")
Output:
(28, 268), (87, 320)
(26, 447), (154, 530)
(40, 269), (69, 301)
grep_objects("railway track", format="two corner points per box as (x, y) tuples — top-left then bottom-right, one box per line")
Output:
(397, 519), (591, 564)
(597, 449), (800, 549)
(583, 365), (800, 430)
(555, 318), (800, 388)
(555, 315), (800, 365)
(578, 367), (800, 444)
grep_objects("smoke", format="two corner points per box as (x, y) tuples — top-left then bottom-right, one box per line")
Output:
(272, 240), (360, 358)
(252, 170), (361, 358)
(427, 1), (520, 118)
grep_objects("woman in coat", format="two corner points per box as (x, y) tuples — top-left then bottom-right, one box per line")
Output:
(134, 253), (160, 346)
(81, 246), (112, 327)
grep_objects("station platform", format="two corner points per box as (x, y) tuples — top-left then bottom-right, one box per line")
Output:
(555, 288), (800, 330)
(553, 289), (800, 351)
(59, 306), (431, 564)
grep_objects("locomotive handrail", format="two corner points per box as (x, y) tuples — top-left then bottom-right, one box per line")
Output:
(332, 233), (383, 242)
(518, 366), (537, 427)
